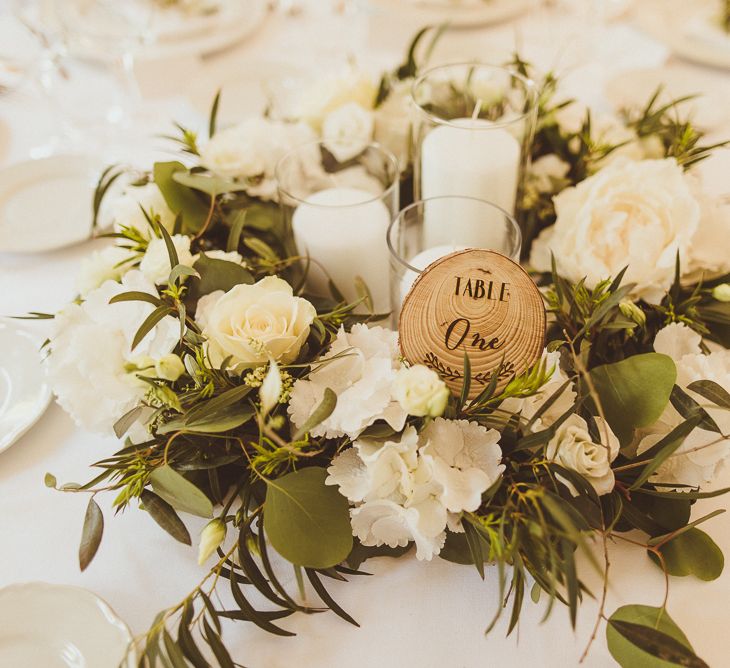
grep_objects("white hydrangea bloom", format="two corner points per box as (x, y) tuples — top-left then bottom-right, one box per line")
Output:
(501, 351), (576, 432)
(288, 324), (407, 439)
(45, 270), (179, 433)
(420, 418), (505, 513)
(636, 323), (730, 488)
(139, 235), (195, 285)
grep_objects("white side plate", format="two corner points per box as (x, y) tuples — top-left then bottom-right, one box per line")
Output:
(367, 0), (531, 28)
(0, 583), (136, 668)
(0, 323), (51, 454)
(0, 155), (99, 254)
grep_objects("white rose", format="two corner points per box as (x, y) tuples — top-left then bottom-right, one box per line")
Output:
(296, 68), (377, 129)
(322, 102), (374, 162)
(76, 245), (134, 296)
(202, 276), (316, 372)
(288, 324), (407, 439)
(112, 182), (176, 239)
(45, 270), (179, 433)
(546, 415), (619, 496)
(393, 365), (450, 418)
(200, 118), (316, 201)
(139, 235), (195, 285)
(530, 158), (702, 303)
(636, 323), (730, 488)
(501, 351), (577, 431)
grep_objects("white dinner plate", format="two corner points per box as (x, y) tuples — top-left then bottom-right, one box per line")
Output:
(637, 0), (730, 70)
(0, 155), (100, 254)
(0, 583), (136, 667)
(0, 322), (51, 454)
(367, 0), (531, 29)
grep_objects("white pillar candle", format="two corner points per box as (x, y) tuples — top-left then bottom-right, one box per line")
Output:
(400, 244), (468, 302)
(420, 118), (521, 248)
(291, 187), (391, 312)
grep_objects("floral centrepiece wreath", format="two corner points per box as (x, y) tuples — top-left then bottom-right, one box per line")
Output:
(35, 29), (730, 668)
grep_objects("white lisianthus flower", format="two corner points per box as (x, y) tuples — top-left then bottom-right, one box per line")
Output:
(199, 118), (315, 201)
(545, 415), (620, 496)
(501, 351), (576, 432)
(288, 324), (407, 439)
(139, 235), (195, 285)
(530, 158), (702, 303)
(419, 418), (505, 513)
(197, 519), (226, 565)
(111, 182), (176, 239)
(295, 68), (377, 129)
(75, 245), (135, 296)
(322, 102), (374, 162)
(713, 283), (730, 302)
(636, 323), (730, 488)
(393, 365), (450, 418)
(201, 276), (316, 373)
(155, 354), (185, 382)
(192, 249), (246, 266)
(45, 270), (179, 433)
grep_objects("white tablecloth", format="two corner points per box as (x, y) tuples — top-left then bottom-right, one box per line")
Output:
(2, 3), (730, 666)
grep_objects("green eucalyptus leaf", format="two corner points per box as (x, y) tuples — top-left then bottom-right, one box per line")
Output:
(607, 605), (707, 668)
(149, 465), (213, 518)
(264, 467), (353, 568)
(190, 253), (254, 297)
(153, 161), (209, 233)
(140, 490), (192, 545)
(172, 171), (248, 196)
(589, 353), (677, 444)
(687, 379), (730, 410)
(648, 528), (724, 581)
(44, 472), (57, 488)
(113, 406), (146, 439)
(79, 497), (103, 571)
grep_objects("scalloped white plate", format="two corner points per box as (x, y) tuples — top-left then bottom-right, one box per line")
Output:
(367, 0), (531, 28)
(0, 322), (51, 454)
(0, 583), (135, 667)
(0, 156), (99, 254)
(637, 0), (730, 70)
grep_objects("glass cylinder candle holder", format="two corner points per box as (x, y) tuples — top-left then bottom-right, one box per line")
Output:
(276, 140), (399, 313)
(411, 62), (537, 245)
(387, 196), (522, 324)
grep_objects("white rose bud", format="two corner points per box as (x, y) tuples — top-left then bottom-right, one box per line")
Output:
(712, 283), (730, 302)
(322, 102), (374, 162)
(260, 359), (282, 416)
(393, 365), (450, 418)
(155, 354), (185, 382)
(139, 235), (195, 285)
(619, 300), (647, 327)
(197, 519), (227, 565)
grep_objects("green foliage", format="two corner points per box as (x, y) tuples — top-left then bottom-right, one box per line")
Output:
(589, 353), (677, 444)
(264, 467), (353, 569)
(607, 605), (707, 668)
(649, 528), (724, 581)
(153, 161), (210, 233)
(149, 465), (214, 518)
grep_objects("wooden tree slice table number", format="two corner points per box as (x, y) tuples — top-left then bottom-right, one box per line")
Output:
(399, 249), (546, 399)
